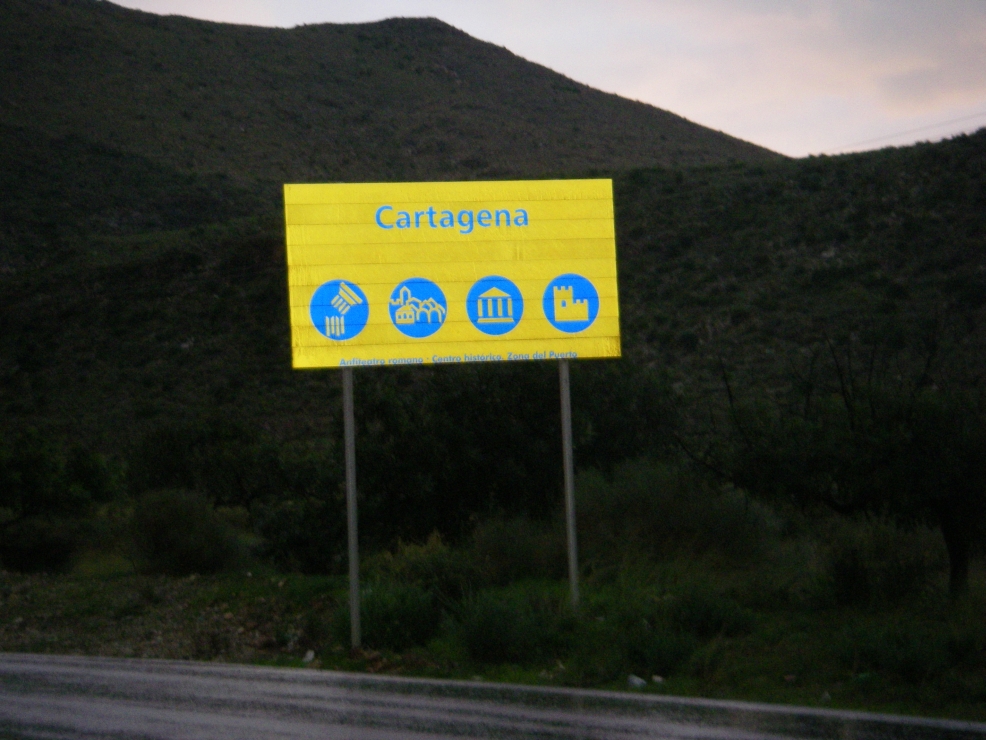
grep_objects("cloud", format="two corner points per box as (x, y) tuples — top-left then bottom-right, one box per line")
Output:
(529, 0), (986, 153)
(114, 0), (280, 26)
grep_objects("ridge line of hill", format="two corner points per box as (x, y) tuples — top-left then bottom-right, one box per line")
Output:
(0, 0), (781, 189)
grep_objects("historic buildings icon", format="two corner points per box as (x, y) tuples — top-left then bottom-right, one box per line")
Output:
(553, 285), (589, 322)
(391, 285), (446, 325)
(389, 278), (448, 338)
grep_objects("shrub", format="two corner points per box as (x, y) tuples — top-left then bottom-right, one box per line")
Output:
(0, 433), (126, 572)
(0, 517), (81, 573)
(577, 459), (780, 566)
(334, 582), (441, 652)
(363, 532), (479, 606)
(456, 587), (574, 665)
(469, 517), (566, 586)
(130, 489), (243, 576)
(827, 543), (870, 606)
(666, 587), (755, 638)
(838, 622), (953, 682)
(566, 590), (699, 684)
(624, 625), (698, 678)
(564, 619), (630, 685)
(564, 581), (750, 685)
(128, 421), (293, 507)
(820, 518), (946, 606)
(457, 591), (535, 664)
(253, 496), (345, 575)
(0, 430), (106, 525)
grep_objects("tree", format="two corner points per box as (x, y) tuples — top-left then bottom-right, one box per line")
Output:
(0, 430), (122, 571)
(0, 430), (93, 527)
(723, 340), (986, 598)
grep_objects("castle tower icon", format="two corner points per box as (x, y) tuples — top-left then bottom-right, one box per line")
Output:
(553, 285), (589, 322)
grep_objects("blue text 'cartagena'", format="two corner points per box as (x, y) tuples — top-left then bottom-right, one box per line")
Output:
(375, 205), (529, 235)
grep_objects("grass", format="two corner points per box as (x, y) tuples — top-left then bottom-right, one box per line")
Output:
(2, 561), (984, 721)
(0, 565), (345, 662)
(4, 504), (985, 723)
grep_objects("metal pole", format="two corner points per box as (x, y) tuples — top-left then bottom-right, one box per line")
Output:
(342, 367), (361, 649)
(558, 359), (580, 609)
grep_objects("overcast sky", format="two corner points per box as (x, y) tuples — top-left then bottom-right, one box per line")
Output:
(112, 0), (986, 158)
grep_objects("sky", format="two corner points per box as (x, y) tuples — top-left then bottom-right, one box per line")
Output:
(112, 0), (986, 158)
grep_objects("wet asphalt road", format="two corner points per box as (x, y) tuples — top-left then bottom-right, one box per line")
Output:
(1, 653), (985, 740)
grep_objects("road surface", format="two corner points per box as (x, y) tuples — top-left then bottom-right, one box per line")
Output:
(1, 653), (984, 739)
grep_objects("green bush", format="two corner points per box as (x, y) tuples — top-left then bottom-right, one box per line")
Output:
(667, 587), (755, 638)
(820, 518), (946, 606)
(469, 517), (566, 586)
(623, 623), (698, 678)
(838, 622), (953, 682)
(0, 432), (127, 573)
(128, 422), (288, 507)
(564, 581), (750, 685)
(364, 532), (480, 606)
(0, 431), (117, 528)
(577, 459), (781, 566)
(130, 489), (243, 576)
(0, 517), (82, 573)
(253, 496), (345, 575)
(457, 591), (535, 664)
(566, 590), (700, 684)
(456, 587), (574, 665)
(334, 582), (441, 652)
(564, 619), (631, 685)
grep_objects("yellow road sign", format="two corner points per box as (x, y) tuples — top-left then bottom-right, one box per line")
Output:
(284, 179), (620, 368)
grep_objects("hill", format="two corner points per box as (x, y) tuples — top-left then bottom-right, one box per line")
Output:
(1, 129), (984, 547)
(616, 132), (986, 398)
(0, 0), (778, 192)
(0, 0), (984, 562)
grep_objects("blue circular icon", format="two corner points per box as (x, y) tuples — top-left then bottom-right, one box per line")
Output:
(389, 278), (447, 338)
(466, 276), (524, 336)
(310, 279), (369, 341)
(543, 274), (599, 333)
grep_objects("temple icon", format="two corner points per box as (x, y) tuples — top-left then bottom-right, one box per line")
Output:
(553, 285), (589, 322)
(476, 287), (514, 323)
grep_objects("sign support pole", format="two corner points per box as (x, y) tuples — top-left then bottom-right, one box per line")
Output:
(558, 359), (580, 610)
(342, 367), (361, 649)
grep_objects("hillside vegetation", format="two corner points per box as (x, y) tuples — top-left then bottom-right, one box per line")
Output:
(3, 126), (984, 586)
(3, 129), (984, 475)
(616, 132), (986, 391)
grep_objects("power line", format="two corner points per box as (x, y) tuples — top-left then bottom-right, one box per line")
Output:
(823, 109), (986, 154)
